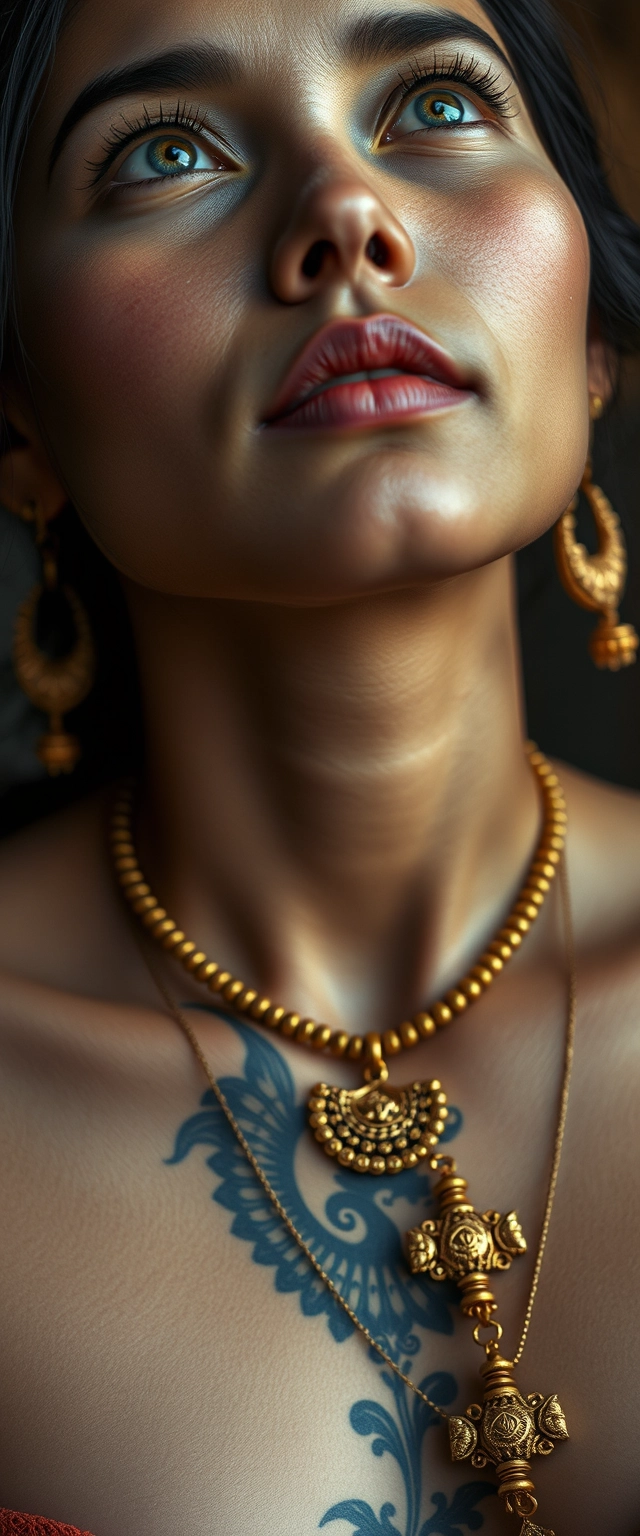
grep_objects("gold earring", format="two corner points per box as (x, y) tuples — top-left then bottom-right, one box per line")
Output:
(12, 503), (96, 774)
(554, 395), (639, 670)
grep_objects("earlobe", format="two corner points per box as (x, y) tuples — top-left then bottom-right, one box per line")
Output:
(0, 390), (67, 523)
(586, 320), (616, 410)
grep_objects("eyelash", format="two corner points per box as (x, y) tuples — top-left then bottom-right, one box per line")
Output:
(390, 52), (515, 123)
(85, 50), (515, 189)
(85, 100), (216, 186)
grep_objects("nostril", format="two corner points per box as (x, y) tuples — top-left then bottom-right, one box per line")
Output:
(365, 233), (389, 269)
(302, 239), (333, 279)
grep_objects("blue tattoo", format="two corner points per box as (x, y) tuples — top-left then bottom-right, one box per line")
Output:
(320, 1368), (494, 1536)
(168, 1010), (495, 1534)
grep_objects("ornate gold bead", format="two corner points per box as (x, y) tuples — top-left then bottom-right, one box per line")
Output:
(311, 1024), (332, 1050)
(235, 988), (257, 1011)
(184, 950), (207, 971)
(279, 1011), (301, 1036)
(210, 969), (232, 992)
(499, 929), (522, 948)
(414, 1012), (436, 1037)
(249, 996), (271, 1019)
(329, 1031), (349, 1056)
(222, 979), (245, 1002)
(479, 952), (503, 974)
(196, 962), (219, 983)
(488, 940), (511, 961)
(432, 1002), (453, 1027)
(532, 862), (555, 880)
(119, 873), (145, 890)
(162, 929), (186, 950)
(141, 906), (166, 927)
(461, 977), (483, 1000)
(445, 989), (468, 1013)
(155, 919), (176, 940)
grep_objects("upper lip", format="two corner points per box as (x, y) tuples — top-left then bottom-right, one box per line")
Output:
(264, 314), (471, 422)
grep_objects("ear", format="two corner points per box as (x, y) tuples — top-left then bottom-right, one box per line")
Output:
(586, 311), (616, 409)
(0, 387), (67, 523)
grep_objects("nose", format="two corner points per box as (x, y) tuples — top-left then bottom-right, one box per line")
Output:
(269, 176), (415, 302)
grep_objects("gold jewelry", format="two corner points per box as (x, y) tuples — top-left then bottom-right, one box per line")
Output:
(554, 394), (638, 670)
(12, 502), (95, 774)
(111, 744), (566, 1176)
(138, 851), (576, 1536)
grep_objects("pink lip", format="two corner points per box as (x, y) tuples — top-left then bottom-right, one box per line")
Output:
(264, 314), (474, 431)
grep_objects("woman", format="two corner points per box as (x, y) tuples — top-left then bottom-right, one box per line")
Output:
(0, 0), (639, 1531)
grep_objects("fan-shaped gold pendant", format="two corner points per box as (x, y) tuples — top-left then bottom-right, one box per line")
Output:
(307, 1077), (448, 1174)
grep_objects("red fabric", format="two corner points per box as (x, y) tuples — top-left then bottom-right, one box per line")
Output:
(0, 1512), (95, 1534)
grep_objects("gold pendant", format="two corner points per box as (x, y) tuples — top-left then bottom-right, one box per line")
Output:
(405, 1167), (527, 1312)
(448, 1347), (569, 1487)
(406, 1161), (566, 1535)
(308, 1037), (448, 1174)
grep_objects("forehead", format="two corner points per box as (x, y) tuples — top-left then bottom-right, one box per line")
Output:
(53, 0), (507, 95)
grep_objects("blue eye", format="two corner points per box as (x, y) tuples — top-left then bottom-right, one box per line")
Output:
(115, 133), (221, 183)
(392, 88), (483, 135)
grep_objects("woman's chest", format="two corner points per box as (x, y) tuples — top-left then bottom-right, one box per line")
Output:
(1, 1007), (639, 1536)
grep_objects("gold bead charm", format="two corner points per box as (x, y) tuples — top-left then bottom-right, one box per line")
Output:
(405, 1165), (527, 1309)
(406, 1158), (568, 1532)
(309, 1034), (449, 1174)
(448, 1346), (568, 1533)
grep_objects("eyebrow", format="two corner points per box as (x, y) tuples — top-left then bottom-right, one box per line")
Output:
(49, 41), (241, 174)
(341, 9), (513, 74)
(49, 9), (513, 176)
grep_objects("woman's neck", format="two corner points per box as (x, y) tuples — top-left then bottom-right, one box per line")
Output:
(126, 557), (539, 1031)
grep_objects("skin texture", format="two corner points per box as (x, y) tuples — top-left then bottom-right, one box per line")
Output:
(0, 1), (639, 1533)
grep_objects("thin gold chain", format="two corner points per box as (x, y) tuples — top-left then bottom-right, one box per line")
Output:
(512, 853), (577, 1365)
(139, 941), (450, 1419)
(135, 853), (576, 1413)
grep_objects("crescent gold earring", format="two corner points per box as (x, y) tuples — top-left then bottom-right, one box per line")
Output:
(12, 501), (96, 775)
(554, 394), (639, 670)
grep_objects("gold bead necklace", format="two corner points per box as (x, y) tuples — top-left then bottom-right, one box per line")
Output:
(112, 742), (566, 1177)
(134, 851), (577, 1536)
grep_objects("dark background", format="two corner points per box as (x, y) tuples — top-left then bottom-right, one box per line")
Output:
(519, 0), (640, 788)
(1, 0), (639, 836)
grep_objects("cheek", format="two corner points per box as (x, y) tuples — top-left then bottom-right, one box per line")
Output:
(465, 171), (589, 359)
(449, 163), (590, 394)
(16, 222), (246, 575)
(440, 164), (591, 523)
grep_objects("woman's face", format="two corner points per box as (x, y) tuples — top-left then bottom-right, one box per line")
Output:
(13, 0), (595, 601)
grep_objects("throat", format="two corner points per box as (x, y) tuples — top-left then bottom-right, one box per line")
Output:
(129, 562), (538, 1031)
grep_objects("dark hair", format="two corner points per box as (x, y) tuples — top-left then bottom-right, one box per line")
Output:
(1, 0), (640, 360)
(481, 0), (640, 354)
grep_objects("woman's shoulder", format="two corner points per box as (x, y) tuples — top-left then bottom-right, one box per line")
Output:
(0, 789), (127, 996)
(556, 763), (640, 1060)
(559, 759), (640, 941)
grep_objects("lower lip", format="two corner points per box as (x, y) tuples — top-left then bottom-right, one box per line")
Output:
(267, 374), (471, 431)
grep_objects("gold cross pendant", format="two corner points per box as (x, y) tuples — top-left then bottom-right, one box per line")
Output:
(405, 1160), (568, 1536)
